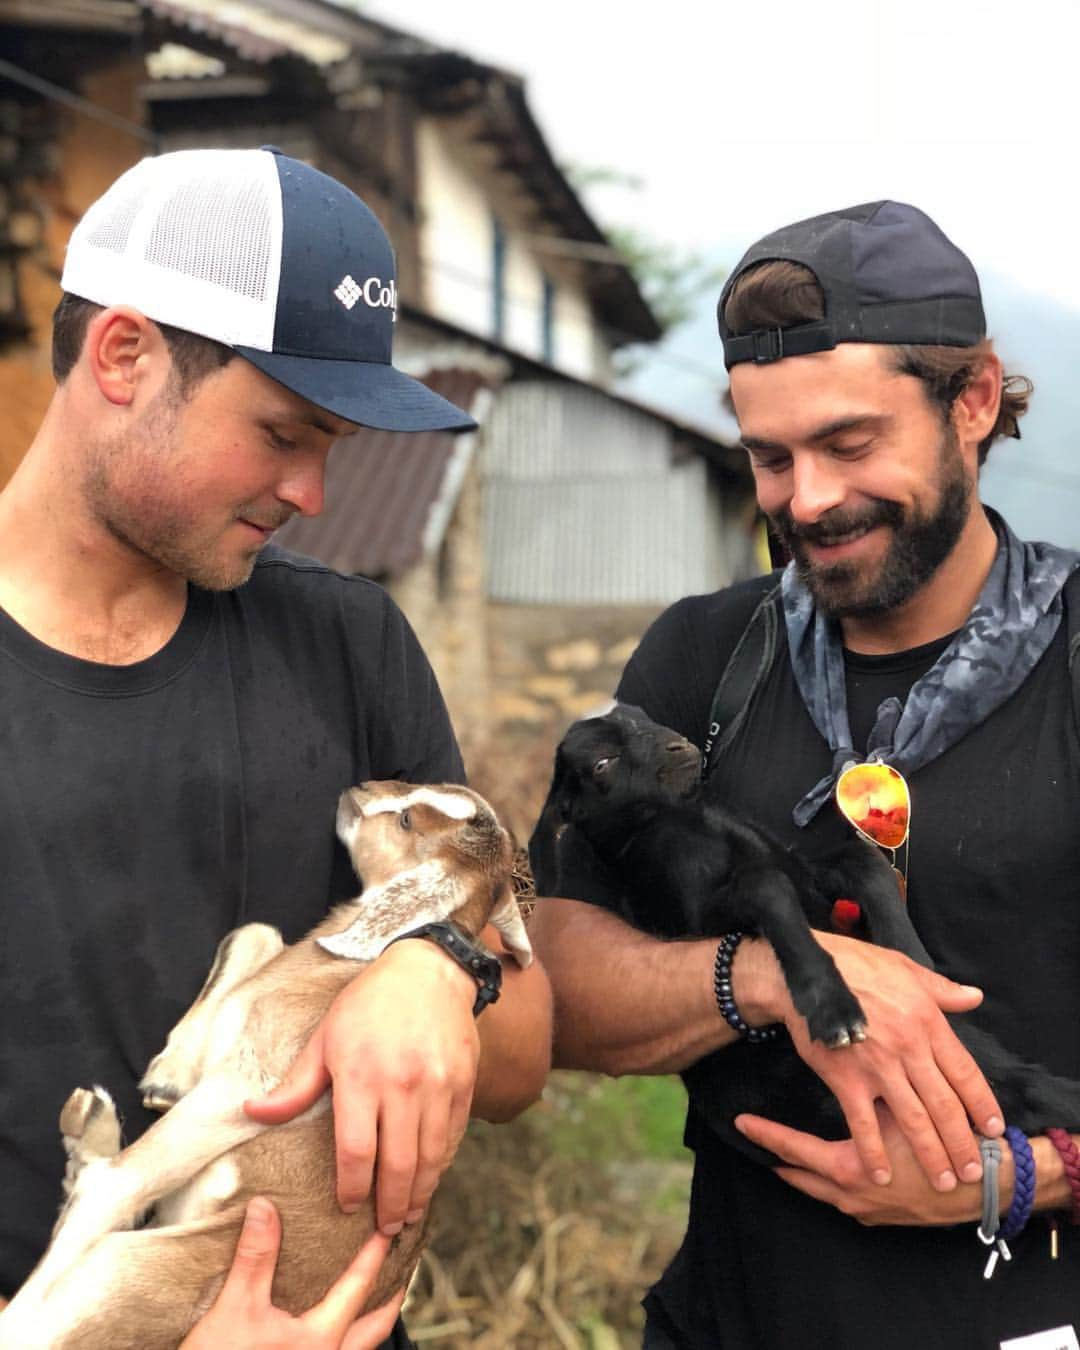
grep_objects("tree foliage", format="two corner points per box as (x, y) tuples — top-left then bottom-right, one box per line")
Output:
(563, 160), (726, 335)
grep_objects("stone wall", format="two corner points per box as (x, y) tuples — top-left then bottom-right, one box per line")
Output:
(389, 453), (492, 761)
(466, 601), (664, 844)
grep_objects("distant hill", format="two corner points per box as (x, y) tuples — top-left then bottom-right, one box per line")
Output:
(617, 267), (1080, 548)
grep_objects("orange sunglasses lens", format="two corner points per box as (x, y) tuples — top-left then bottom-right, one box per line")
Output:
(835, 762), (910, 850)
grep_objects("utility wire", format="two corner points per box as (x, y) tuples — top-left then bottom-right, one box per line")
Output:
(0, 57), (159, 147)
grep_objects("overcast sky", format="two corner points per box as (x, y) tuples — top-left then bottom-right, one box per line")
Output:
(367, 0), (1080, 313)
(365, 0), (1080, 541)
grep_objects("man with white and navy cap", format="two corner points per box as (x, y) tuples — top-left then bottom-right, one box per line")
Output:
(0, 147), (552, 1347)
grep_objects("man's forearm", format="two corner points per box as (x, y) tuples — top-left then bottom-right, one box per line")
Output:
(471, 927), (553, 1122)
(528, 898), (764, 1075)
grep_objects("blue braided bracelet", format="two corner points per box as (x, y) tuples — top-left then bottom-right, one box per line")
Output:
(713, 932), (779, 1044)
(999, 1125), (1036, 1242)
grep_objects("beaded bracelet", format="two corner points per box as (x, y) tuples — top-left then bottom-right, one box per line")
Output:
(1000, 1125), (1036, 1242)
(713, 932), (779, 1044)
(1045, 1128), (1080, 1225)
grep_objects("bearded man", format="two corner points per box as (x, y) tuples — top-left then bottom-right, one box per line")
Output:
(530, 201), (1080, 1349)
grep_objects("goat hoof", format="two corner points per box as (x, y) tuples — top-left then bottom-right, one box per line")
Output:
(140, 1046), (199, 1107)
(60, 1087), (120, 1195)
(803, 986), (867, 1049)
(141, 1083), (181, 1113)
(60, 1086), (120, 1151)
(819, 1017), (867, 1049)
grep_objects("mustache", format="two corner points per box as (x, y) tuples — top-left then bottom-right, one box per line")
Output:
(773, 499), (903, 546)
(236, 508), (295, 532)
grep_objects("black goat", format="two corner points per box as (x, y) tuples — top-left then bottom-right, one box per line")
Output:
(530, 703), (1080, 1162)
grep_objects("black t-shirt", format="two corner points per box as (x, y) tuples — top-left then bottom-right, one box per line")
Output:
(0, 545), (463, 1301)
(612, 576), (1080, 1349)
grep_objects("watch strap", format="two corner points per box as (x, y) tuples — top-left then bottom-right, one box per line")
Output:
(388, 920), (502, 1015)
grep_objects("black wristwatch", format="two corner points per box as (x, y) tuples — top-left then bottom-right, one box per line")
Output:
(388, 921), (502, 1015)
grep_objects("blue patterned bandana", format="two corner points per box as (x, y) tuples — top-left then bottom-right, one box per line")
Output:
(784, 512), (1080, 827)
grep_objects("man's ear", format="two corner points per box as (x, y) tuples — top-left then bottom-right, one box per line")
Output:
(953, 352), (1002, 458)
(83, 307), (163, 407)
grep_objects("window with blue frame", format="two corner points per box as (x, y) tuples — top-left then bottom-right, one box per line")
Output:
(541, 275), (556, 363)
(492, 214), (506, 340)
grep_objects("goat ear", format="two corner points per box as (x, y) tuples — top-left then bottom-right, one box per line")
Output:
(490, 882), (532, 968)
(528, 746), (573, 894)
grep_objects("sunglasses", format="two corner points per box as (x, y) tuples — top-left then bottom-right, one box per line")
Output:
(833, 761), (911, 920)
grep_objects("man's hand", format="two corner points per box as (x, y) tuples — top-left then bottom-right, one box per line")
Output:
(734, 1106), (987, 1226)
(179, 1197), (405, 1349)
(737, 933), (1003, 1190)
(245, 940), (479, 1233)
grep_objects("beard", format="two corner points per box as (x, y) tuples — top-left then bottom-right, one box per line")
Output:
(770, 426), (972, 618)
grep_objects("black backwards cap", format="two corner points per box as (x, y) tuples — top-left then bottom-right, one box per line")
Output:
(717, 201), (986, 371)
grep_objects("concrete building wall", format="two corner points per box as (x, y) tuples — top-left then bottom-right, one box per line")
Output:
(388, 453), (492, 769)
(415, 117), (608, 384)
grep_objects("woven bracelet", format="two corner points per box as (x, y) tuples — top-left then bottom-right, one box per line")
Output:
(713, 933), (779, 1044)
(1045, 1128), (1080, 1225)
(1000, 1125), (1036, 1242)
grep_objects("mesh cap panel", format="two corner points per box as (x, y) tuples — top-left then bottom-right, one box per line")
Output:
(62, 149), (283, 350)
(85, 176), (145, 256)
(145, 173), (273, 303)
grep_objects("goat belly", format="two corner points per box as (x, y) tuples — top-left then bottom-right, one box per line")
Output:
(2, 1116), (427, 1350)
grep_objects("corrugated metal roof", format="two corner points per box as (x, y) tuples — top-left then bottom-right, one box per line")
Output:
(275, 368), (489, 578)
(139, 0), (350, 66)
(145, 41), (226, 78)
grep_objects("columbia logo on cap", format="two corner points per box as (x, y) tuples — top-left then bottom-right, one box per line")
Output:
(334, 274), (397, 321)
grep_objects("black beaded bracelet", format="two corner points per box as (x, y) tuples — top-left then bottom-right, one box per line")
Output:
(713, 932), (779, 1044)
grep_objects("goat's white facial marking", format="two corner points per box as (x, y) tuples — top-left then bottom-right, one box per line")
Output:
(360, 787), (476, 822)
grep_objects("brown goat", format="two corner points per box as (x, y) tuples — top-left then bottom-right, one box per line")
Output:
(0, 781), (531, 1350)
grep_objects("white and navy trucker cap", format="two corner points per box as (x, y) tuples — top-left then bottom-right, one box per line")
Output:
(60, 146), (475, 433)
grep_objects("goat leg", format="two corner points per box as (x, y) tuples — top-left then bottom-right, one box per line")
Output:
(7, 1069), (283, 1312)
(141, 924), (285, 1112)
(731, 865), (866, 1047)
(818, 841), (935, 968)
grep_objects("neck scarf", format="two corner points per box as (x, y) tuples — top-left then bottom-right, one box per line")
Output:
(783, 511), (1079, 827)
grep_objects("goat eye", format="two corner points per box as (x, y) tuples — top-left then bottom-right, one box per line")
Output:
(400, 809), (412, 830)
(593, 757), (612, 775)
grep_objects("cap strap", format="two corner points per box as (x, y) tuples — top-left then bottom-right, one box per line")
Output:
(723, 296), (986, 369)
(722, 319), (836, 368)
